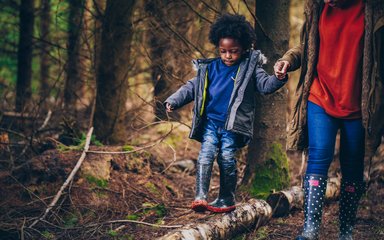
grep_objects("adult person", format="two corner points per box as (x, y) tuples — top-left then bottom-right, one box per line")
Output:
(274, 0), (384, 239)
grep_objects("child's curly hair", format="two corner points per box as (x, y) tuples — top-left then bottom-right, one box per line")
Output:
(209, 13), (256, 50)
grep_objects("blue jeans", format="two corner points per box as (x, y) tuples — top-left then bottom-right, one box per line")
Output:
(197, 119), (241, 175)
(306, 101), (365, 182)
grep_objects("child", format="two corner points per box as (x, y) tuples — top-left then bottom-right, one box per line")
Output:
(164, 14), (287, 213)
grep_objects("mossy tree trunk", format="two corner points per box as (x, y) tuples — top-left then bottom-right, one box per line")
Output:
(93, 0), (136, 143)
(242, 0), (290, 197)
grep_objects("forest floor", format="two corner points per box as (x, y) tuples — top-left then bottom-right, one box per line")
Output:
(0, 121), (383, 240)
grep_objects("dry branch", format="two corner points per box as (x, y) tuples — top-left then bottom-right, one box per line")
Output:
(158, 199), (272, 240)
(267, 177), (341, 217)
(29, 127), (94, 228)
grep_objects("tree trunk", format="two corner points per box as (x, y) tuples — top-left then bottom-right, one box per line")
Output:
(241, 1), (290, 194)
(146, 0), (193, 121)
(93, 0), (136, 143)
(16, 0), (35, 112)
(92, 0), (106, 81)
(39, 0), (51, 102)
(146, 0), (173, 120)
(267, 177), (341, 217)
(64, 0), (85, 114)
(158, 199), (272, 240)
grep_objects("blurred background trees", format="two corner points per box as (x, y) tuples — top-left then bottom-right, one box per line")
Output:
(1, 0), (306, 182)
(2, 0), (382, 210)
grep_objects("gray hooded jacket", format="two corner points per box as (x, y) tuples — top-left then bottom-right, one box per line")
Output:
(165, 50), (287, 146)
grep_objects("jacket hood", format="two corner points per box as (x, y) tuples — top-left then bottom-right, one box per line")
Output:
(192, 50), (267, 71)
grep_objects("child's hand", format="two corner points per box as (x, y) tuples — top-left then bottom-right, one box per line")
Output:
(165, 103), (174, 112)
(274, 60), (290, 80)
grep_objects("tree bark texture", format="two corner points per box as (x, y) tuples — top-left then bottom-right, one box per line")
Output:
(158, 179), (341, 239)
(39, 0), (51, 101)
(242, 0), (290, 186)
(267, 177), (341, 217)
(16, 0), (35, 112)
(158, 199), (272, 240)
(93, 0), (136, 143)
(146, 0), (193, 121)
(92, 0), (106, 79)
(64, 0), (85, 113)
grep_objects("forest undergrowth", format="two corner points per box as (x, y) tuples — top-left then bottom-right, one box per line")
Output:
(0, 120), (383, 240)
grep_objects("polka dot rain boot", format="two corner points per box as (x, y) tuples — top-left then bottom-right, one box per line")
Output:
(296, 174), (328, 240)
(338, 180), (365, 240)
(191, 163), (213, 212)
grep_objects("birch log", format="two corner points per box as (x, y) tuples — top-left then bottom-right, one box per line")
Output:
(267, 177), (341, 217)
(158, 199), (272, 240)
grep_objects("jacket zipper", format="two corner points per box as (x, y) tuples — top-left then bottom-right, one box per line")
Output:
(199, 71), (209, 116)
(224, 65), (241, 128)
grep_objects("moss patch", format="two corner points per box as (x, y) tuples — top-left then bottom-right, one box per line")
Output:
(85, 175), (108, 189)
(144, 182), (159, 195)
(248, 142), (290, 199)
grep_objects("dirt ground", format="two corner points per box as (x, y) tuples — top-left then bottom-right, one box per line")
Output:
(259, 183), (384, 240)
(0, 122), (383, 240)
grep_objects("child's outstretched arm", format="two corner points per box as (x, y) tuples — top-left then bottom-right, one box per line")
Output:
(164, 77), (197, 111)
(254, 67), (287, 94)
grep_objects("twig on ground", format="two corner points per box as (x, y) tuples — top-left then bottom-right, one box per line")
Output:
(89, 219), (183, 229)
(38, 110), (52, 131)
(87, 141), (158, 154)
(8, 175), (48, 207)
(160, 141), (177, 174)
(29, 127), (94, 228)
(20, 217), (26, 240)
(88, 121), (175, 155)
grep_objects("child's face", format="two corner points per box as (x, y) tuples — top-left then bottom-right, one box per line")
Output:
(218, 38), (244, 67)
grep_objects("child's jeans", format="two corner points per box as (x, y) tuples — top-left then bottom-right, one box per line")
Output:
(197, 118), (241, 175)
(306, 101), (365, 182)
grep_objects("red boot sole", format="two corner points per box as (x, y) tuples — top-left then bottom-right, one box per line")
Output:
(191, 200), (208, 212)
(207, 205), (236, 213)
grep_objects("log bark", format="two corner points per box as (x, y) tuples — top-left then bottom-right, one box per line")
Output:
(158, 199), (272, 240)
(267, 177), (341, 217)
(159, 178), (341, 239)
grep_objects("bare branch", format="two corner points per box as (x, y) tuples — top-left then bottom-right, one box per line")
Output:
(180, 0), (212, 24)
(29, 127), (94, 228)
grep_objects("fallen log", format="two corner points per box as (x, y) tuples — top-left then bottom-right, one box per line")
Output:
(267, 177), (341, 217)
(158, 178), (341, 239)
(158, 199), (272, 240)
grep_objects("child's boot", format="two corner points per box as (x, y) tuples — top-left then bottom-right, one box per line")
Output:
(339, 180), (365, 240)
(296, 174), (327, 240)
(191, 163), (212, 212)
(207, 164), (236, 213)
